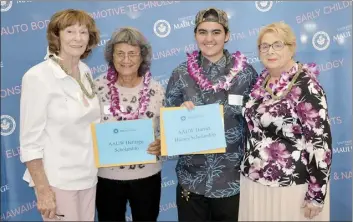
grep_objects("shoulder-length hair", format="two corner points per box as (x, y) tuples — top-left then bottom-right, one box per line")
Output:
(105, 27), (152, 76)
(47, 9), (100, 59)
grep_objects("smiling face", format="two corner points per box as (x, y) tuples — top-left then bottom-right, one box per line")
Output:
(112, 43), (142, 77)
(259, 31), (294, 71)
(195, 21), (230, 63)
(58, 23), (89, 60)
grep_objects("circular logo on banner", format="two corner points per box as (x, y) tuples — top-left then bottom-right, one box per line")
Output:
(312, 31), (330, 51)
(1, 115), (16, 136)
(1, 1), (12, 12)
(153, 20), (171, 38)
(255, 1), (273, 12)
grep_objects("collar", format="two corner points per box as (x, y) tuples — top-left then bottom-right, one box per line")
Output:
(200, 51), (227, 68)
(48, 59), (88, 79)
(48, 59), (67, 79)
(199, 49), (230, 74)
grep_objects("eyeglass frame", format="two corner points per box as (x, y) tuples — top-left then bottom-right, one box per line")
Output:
(113, 52), (141, 61)
(258, 41), (290, 53)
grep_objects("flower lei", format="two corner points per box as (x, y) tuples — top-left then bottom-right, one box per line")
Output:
(250, 62), (320, 101)
(107, 65), (152, 120)
(186, 51), (247, 92)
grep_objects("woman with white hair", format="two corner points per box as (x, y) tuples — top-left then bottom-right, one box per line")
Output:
(239, 21), (332, 221)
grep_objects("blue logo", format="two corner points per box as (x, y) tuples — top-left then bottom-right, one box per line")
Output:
(255, 1), (273, 12)
(1, 1), (13, 12)
(312, 31), (330, 51)
(1, 115), (16, 136)
(153, 20), (171, 38)
(113, 129), (119, 134)
(180, 116), (186, 121)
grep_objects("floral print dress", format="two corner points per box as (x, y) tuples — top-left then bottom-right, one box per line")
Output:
(241, 62), (332, 205)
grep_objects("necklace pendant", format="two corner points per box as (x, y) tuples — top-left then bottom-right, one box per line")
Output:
(181, 189), (191, 202)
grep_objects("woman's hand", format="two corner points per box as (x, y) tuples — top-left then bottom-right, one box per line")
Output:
(302, 200), (323, 219)
(147, 139), (161, 156)
(36, 186), (57, 219)
(26, 159), (57, 219)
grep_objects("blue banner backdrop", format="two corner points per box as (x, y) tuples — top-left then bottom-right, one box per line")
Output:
(1, 1), (352, 221)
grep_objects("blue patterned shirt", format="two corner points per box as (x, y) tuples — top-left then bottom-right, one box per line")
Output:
(165, 50), (258, 198)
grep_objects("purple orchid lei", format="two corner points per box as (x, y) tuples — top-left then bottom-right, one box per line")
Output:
(186, 50), (247, 92)
(250, 62), (320, 100)
(107, 65), (152, 120)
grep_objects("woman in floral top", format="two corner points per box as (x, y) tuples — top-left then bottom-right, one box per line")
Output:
(239, 22), (332, 221)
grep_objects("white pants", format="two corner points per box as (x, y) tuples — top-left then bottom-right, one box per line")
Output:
(35, 186), (96, 221)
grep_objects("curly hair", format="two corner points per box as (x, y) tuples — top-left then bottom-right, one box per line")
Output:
(104, 27), (152, 77)
(47, 9), (100, 59)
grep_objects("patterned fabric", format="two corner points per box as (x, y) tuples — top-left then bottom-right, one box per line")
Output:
(165, 50), (258, 198)
(241, 63), (332, 204)
(194, 8), (229, 30)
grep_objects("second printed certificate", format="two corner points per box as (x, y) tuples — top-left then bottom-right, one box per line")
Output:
(160, 103), (226, 156)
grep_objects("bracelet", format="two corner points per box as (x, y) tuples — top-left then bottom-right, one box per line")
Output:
(311, 200), (324, 208)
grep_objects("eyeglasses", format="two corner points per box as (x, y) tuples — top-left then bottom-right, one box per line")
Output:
(258, 41), (289, 53)
(114, 52), (141, 61)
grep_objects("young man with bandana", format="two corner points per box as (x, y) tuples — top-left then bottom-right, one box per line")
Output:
(165, 7), (258, 221)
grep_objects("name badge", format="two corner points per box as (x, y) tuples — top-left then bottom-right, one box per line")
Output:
(103, 105), (111, 115)
(228, 94), (243, 106)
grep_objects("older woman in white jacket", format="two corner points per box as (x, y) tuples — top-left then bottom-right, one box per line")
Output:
(20, 9), (100, 221)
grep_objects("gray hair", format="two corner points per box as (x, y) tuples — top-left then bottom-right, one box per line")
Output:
(104, 27), (152, 76)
